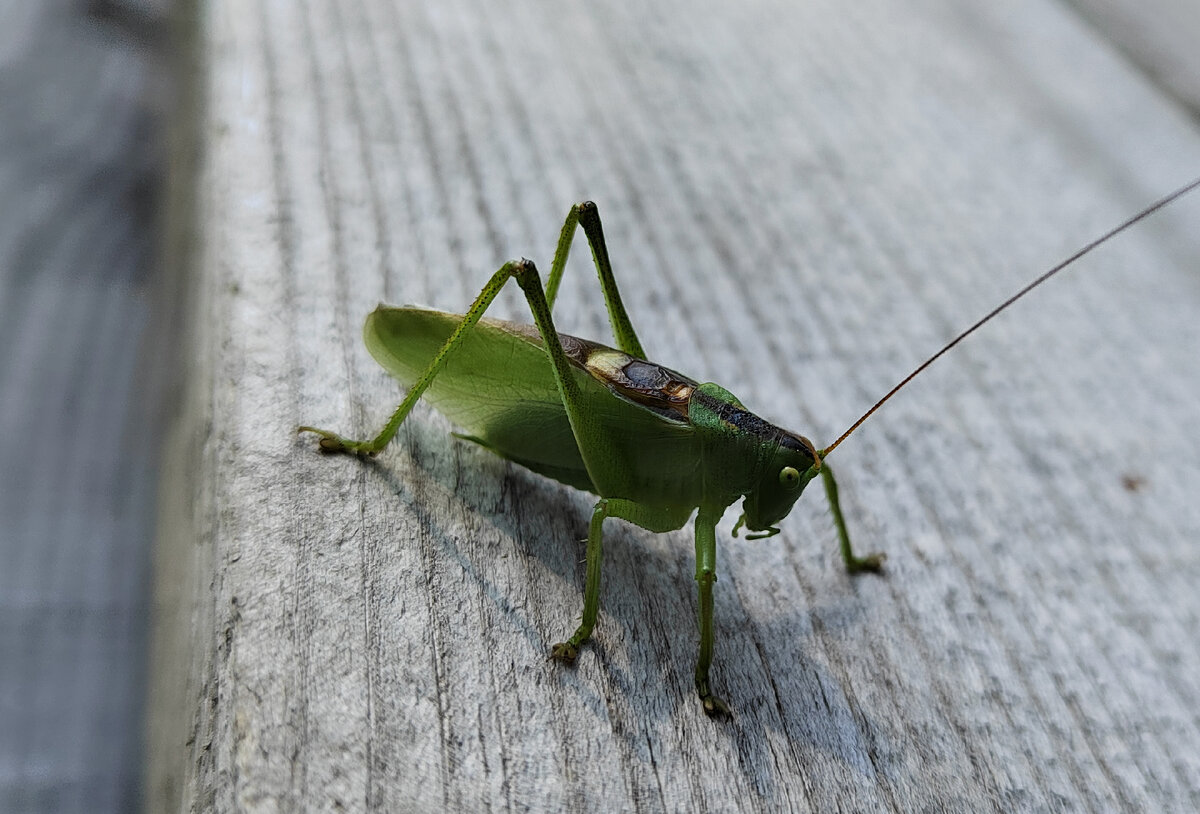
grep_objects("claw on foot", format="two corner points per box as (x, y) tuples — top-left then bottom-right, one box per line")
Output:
(696, 677), (731, 718)
(701, 693), (731, 718)
(550, 642), (579, 664)
(297, 426), (377, 458)
(847, 552), (886, 574)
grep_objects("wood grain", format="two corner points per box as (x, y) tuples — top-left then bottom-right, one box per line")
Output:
(148, 0), (1200, 811)
(1067, 0), (1200, 116)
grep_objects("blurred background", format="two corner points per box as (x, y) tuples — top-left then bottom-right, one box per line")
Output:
(0, 1), (171, 811)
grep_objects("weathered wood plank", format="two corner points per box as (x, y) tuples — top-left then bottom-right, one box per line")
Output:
(148, 0), (1200, 811)
(1068, 0), (1200, 116)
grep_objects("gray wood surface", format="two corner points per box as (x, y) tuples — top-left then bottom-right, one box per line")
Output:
(147, 0), (1200, 811)
(1068, 0), (1200, 116)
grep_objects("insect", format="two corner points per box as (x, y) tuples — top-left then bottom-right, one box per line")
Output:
(300, 179), (1199, 716)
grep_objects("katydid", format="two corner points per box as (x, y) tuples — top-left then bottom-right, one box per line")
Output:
(300, 179), (1200, 716)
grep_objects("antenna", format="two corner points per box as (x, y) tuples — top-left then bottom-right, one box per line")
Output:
(821, 176), (1200, 458)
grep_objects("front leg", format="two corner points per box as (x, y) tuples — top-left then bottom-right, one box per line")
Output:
(819, 461), (885, 573)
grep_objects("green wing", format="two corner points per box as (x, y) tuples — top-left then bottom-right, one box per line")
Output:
(364, 306), (591, 489)
(364, 306), (700, 497)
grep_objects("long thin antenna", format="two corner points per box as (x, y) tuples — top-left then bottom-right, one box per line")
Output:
(822, 176), (1200, 457)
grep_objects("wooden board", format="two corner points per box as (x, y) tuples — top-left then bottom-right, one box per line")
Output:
(147, 0), (1200, 810)
(1068, 0), (1200, 115)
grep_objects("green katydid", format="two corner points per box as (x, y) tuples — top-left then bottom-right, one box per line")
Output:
(300, 178), (1200, 716)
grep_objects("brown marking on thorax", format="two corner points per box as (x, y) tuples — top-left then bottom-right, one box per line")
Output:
(490, 318), (696, 421)
(584, 349), (696, 420)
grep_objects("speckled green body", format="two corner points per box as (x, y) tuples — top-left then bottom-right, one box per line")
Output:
(366, 307), (820, 534)
(300, 202), (881, 715)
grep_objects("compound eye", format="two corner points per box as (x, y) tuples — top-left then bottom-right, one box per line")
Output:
(779, 466), (801, 489)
